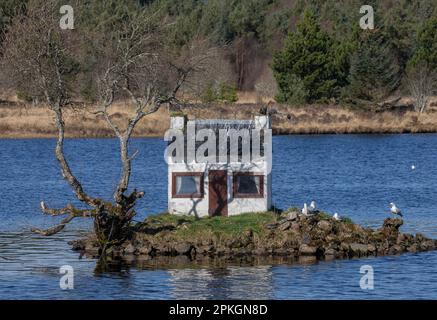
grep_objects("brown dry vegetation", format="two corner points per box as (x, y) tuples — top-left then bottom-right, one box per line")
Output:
(1, 98), (437, 138)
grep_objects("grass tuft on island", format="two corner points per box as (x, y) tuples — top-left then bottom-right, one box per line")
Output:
(137, 211), (278, 237)
(70, 208), (437, 264)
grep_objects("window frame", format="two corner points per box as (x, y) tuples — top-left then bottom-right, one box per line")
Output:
(233, 172), (264, 198)
(172, 172), (205, 198)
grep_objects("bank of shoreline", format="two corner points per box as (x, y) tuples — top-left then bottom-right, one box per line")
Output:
(2, 101), (437, 138)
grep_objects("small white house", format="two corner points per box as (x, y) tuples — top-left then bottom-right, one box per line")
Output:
(166, 115), (272, 217)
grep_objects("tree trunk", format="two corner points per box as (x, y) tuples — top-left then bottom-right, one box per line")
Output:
(93, 204), (134, 248)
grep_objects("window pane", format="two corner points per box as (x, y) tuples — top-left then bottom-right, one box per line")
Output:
(237, 176), (260, 194)
(176, 175), (200, 195)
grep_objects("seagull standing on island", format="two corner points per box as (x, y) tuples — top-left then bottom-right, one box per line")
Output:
(302, 203), (309, 215)
(333, 213), (340, 221)
(309, 201), (317, 214)
(390, 202), (403, 217)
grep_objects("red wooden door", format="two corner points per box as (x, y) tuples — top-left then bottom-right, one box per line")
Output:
(208, 170), (228, 217)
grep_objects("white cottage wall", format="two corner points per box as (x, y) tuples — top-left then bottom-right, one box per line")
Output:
(167, 116), (272, 217)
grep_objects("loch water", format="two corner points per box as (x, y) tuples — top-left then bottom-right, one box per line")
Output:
(0, 135), (436, 299)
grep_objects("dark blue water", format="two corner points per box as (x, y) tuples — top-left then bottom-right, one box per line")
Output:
(0, 135), (436, 299)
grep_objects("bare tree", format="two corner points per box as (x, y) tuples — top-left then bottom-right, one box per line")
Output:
(405, 63), (436, 113)
(1, 0), (214, 250)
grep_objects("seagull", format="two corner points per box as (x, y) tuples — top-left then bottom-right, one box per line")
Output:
(390, 202), (403, 217)
(411, 164), (416, 170)
(309, 201), (316, 214)
(302, 203), (309, 215)
(333, 213), (340, 221)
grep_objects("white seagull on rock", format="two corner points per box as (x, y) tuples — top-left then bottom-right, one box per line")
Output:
(302, 203), (309, 215)
(333, 213), (340, 221)
(390, 202), (403, 217)
(309, 201), (317, 214)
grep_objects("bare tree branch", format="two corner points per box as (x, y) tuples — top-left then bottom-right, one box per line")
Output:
(2, 0), (216, 247)
(39, 201), (95, 217)
(31, 209), (94, 236)
(406, 63), (436, 113)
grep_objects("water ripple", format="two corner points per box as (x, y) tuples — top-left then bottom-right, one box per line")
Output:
(0, 136), (437, 299)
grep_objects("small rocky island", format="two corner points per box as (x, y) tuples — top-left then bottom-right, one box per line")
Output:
(71, 209), (437, 263)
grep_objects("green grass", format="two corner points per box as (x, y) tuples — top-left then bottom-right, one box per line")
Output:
(139, 210), (355, 239)
(315, 212), (331, 220)
(141, 212), (277, 237)
(341, 217), (354, 224)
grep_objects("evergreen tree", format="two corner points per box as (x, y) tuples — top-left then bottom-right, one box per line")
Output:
(409, 12), (437, 69)
(272, 10), (342, 103)
(346, 31), (402, 102)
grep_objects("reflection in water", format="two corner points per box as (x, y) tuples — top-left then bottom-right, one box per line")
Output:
(168, 266), (274, 300)
(89, 255), (295, 299)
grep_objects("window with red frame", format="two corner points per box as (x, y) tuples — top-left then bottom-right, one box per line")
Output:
(172, 172), (204, 198)
(233, 173), (264, 198)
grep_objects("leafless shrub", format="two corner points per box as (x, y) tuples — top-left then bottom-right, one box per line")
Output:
(405, 63), (436, 113)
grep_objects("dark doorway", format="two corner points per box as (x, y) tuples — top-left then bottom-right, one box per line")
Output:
(208, 170), (228, 217)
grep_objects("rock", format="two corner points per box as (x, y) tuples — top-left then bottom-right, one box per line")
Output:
(301, 233), (311, 244)
(407, 244), (417, 253)
(138, 244), (152, 255)
(215, 246), (226, 256)
(290, 222), (300, 232)
(415, 233), (424, 242)
(266, 223), (278, 230)
(253, 248), (268, 255)
(155, 244), (169, 254)
(423, 240), (435, 250)
(396, 234), (406, 245)
(367, 244), (376, 253)
(278, 220), (292, 231)
(123, 243), (135, 254)
(274, 248), (289, 256)
(392, 245), (402, 253)
(340, 242), (350, 252)
(174, 242), (193, 255)
(324, 248), (335, 256)
(383, 218), (403, 230)
(85, 243), (99, 256)
(287, 211), (298, 221)
(299, 244), (317, 255)
(325, 234), (336, 242)
(69, 239), (86, 251)
(317, 220), (331, 232)
(349, 243), (369, 256)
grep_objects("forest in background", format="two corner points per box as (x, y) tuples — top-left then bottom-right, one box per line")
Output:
(1, 0), (436, 109)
